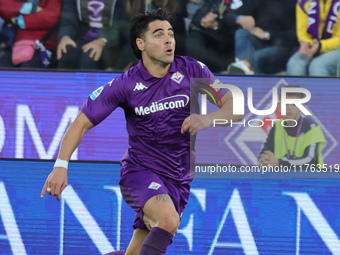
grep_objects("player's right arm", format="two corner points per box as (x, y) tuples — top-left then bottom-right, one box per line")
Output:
(41, 111), (94, 201)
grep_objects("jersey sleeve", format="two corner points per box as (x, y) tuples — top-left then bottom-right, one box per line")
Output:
(195, 60), (230, 106)
(80, 76), (126, 126)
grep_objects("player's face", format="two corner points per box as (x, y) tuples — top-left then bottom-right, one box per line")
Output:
(138, 20), (175, 65)
(284, 96), (302, 121)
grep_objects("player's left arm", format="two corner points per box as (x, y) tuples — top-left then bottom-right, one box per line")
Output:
(181, 91), (244, 135)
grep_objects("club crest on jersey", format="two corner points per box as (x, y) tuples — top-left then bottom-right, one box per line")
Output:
(148, 182), (162, 190)
(171, 72), (184, 84)
(89, 86), (104, 101)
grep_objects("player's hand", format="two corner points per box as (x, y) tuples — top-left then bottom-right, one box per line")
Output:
(41, 167), (68, 201)
(181, 114), (213, 135)
(236, 15), (255, 30)
(57, 35), (77, 60)
(82, 38), (106, 61)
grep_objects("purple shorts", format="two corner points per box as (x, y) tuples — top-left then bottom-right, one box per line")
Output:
(119, 164), (190, 230)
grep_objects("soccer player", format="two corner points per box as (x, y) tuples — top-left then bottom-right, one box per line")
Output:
(259, 85), (326, 167)
(41, 8), (242, 255)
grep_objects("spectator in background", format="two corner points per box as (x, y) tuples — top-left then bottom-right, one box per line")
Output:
(186, 0), (204, 19)
(108, 0), (137, 71)
(0, 17), (16, 59)
(259, 86), (326, 168)
(0, 0), (61, 68)
(57, 0), (122, 70)
(187, 0), (245, 72)
(287, 0), (340, 77)
(227, 0), (298, 75)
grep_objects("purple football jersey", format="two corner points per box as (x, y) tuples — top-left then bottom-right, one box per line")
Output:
(81, 56), (228, 184)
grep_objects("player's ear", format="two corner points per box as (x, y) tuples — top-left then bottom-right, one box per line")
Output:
(136, 38), (145, 51)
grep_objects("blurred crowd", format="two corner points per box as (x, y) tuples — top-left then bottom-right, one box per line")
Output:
(0, 0), (339, 76)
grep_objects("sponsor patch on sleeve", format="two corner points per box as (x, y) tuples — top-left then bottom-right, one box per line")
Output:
(89, 86), (104, 101)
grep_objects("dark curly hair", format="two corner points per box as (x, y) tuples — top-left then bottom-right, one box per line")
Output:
(129, 8), (173, 60)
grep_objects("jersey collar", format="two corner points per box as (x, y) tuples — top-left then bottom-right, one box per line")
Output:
(137, 58), (178, 80)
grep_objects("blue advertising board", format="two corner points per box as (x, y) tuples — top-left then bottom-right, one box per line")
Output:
(1, 70), (340, 254)
(0, 71), (339, 165)
(1, 159), (340, 254)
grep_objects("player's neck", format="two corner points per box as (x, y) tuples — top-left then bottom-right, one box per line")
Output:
(142, 57), (171, 78)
